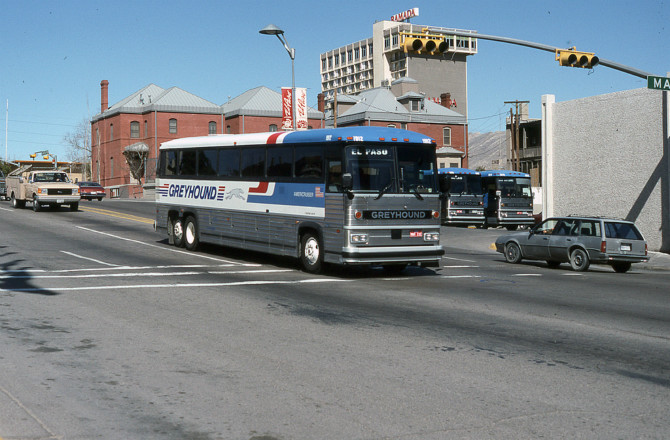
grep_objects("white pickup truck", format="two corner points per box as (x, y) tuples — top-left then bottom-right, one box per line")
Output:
(6, 170), (80, 211)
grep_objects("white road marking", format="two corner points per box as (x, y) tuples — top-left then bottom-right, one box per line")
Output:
(60, 250), (120, 266)
(0, 264), (249, 275)
(0, 269), (292, 280)
(442, 255), (477, 263)
(0, 278), (352, 293)
(442, 265), (480, 268)
(75, 226), (254, 265)
(513, 273), (543, 277)
(440, 275), (482, 279)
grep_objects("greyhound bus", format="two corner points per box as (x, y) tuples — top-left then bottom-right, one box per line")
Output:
(480, 169), (534, 230)
(155, 127), (444, 273)
(437, 167), (484, 226)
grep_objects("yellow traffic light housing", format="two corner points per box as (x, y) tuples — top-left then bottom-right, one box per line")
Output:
(402, 32), (448, 55)
(43, 155), (50, 160)
(30, 154), (36, 158)
(555, 47), (599, 69)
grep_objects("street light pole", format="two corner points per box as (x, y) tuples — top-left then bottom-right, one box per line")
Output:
(260, 24), (296, 131)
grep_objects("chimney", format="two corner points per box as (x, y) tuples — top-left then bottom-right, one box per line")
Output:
(100, 80), (109, 113)
(317, 93), (325, 113)
(440, 92), (452, 109)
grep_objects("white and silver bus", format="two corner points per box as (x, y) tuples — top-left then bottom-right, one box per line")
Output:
(155, 127), (444, 273)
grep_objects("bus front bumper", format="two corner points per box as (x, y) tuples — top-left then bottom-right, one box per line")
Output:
(339, 244), (445, 266)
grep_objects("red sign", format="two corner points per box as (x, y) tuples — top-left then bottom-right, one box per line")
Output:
(391, 7), (419, 22)
(281, 87), (293, 130)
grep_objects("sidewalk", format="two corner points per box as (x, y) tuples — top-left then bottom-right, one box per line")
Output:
(644, 251), (670, 271)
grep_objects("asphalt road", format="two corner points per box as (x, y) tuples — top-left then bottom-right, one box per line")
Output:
(0, 199), (669, 440)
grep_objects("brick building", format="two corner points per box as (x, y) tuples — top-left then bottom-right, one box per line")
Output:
(91, 80), (223, 198)
(319, 77), (468, 167)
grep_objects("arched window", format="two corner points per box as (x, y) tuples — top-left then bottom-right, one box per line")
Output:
(209, 121), (217, 134)
(130, 121), (140, 138)
(169, 118), (177, 134)
(269, 124), (278, 132)
(443, 127), (451, 146)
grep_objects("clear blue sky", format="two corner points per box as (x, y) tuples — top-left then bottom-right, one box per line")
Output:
(1, 0), (667, 162)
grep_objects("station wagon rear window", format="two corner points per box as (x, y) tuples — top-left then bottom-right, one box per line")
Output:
(604, 222), (643, 240)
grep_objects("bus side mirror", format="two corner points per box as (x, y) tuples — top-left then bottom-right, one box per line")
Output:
(342, 173), (353, 190)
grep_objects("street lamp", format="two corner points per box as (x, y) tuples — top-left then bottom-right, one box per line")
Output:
(259, 24), (296, 131)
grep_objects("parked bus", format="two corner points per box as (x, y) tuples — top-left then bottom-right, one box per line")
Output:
(480, 170), (534, 230)
(155, 127), (444, 273)
(437, 167), (484, 226)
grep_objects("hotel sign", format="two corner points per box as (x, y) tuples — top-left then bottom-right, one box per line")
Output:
(391, 7), (419, 22)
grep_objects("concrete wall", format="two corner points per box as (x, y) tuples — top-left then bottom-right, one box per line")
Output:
(543, 88), (669, 251)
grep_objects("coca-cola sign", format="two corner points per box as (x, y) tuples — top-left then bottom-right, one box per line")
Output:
(281, 87), (293, 130)
(296, 87), (307, 130)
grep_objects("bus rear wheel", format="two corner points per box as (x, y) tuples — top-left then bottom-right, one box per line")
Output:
(300, 232), (323, 274)
(184, 216), (199, 251)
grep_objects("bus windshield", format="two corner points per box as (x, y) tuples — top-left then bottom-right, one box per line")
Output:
(443, 174), (483, 195)
(345, 144), (437, 194)
(497, 177), (531, 197)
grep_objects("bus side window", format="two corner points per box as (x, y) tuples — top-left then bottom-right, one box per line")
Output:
(326, 160), (342, 192)
(295, 145), (323, 180)
(165, 150), (178, 176)
(218, 148), (240, 177)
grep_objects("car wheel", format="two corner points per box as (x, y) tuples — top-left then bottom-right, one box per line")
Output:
(11, 193), (22, 209)
(569, 248), (590, 272)
(98, 197), (103, 201)
(611, 262), (632, 273)
(70, 202), (79, 211)
(300, 232), (323, 273)
(33, 198), (41, 212)
(184, 216), (199, 251)
(504, 242), (522, 264)
(171, 216), (185, 247)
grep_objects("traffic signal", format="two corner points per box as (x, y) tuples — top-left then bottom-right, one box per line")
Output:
(403, 34), (448, 55)
(555, 47), (599, 69)
(30, 154), (36, 158)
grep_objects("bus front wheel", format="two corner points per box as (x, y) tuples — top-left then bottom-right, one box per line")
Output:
(184, 216), (199, 251)
(300, 232), (323, 273)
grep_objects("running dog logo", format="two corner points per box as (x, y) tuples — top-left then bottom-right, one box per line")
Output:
(225, 188), (246, 200)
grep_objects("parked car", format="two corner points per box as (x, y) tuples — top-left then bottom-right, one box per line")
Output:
(495, 215), (648, 273)
(77, 181), (106, 201)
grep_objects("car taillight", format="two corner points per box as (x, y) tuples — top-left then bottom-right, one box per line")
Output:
(601, 241), (607, 253)
(645, 243), (648, 256)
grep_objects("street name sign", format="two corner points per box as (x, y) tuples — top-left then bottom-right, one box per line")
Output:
(647, 75), (670, 91)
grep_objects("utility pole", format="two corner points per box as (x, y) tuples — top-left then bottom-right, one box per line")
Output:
(505, 100), (529, 172)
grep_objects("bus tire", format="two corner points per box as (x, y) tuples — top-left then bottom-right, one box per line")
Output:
(300, 232), (323, 273)
(171, 216), (185, 248)
(184, 216), (199, 251)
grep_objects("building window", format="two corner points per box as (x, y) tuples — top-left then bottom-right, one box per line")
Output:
(130, 121), (140, 138)
(361, 45), (367, 57)
(226, 125), (231, 134)
(347, 50), (352, 62)
(209, 121), (217, 134)
(110, 156), (114, 177)
(387, 124), (396, 128)
(411, 100), (419, 111)
(384, 36), (390, 49)
(392, 34), (398, 46)
(328, 56), (332, 68)
(369, 44), (373, 55)
(169, 119), (177, 134)
(110, 124), (114, 140)
(354, 48), (359, 60)
(269, 124), (278, 132)
(443, 127), (452, 146)
(144, 120), (148, 137)
(334, 54), (339, 66)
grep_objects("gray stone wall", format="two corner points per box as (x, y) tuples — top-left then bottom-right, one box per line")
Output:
(545, 88), (667, 251)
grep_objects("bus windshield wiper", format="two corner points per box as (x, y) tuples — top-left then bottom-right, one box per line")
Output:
(375, 179), (394, 200)
(412, 186), (424, 200)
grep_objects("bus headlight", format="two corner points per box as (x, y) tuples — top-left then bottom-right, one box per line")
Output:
(350, 233), (368, 244)
(423, 232), (440, 242)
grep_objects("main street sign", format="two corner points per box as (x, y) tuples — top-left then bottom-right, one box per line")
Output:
(647, 75), (670, 91)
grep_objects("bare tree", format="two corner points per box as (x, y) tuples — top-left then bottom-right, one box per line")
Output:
(63, 118), (91, 180)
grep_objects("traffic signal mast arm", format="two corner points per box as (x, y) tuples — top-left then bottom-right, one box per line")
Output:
(425, 28), (653, 79)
